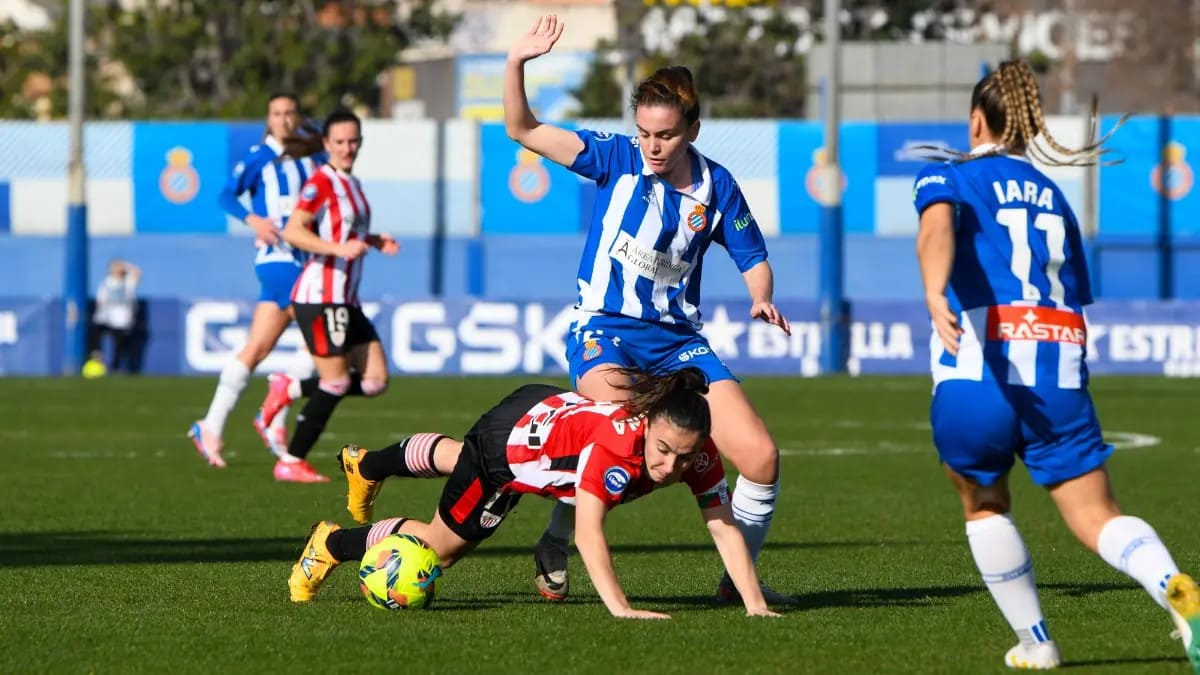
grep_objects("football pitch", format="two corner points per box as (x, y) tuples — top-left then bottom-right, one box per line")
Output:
(1, 375), (1196, 674)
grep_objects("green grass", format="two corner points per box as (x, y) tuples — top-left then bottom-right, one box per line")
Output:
(0, 376), (1196, 673)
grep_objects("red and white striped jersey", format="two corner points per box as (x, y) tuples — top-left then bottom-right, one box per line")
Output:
(503, 392), (729, 510)
(290, 165), (372, 305)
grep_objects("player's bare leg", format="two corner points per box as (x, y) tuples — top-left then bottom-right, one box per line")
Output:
(704, 379), (795, 605)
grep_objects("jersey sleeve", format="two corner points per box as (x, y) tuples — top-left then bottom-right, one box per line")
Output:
(682, 440), (730, 510)
(912, 163), (960, 215)
(293, 173), (330, 225)
(218, 147), (270, 221)
(576, 443), (636, 510)
(710, 179), (768, 273)
(568, 130), (635, 188)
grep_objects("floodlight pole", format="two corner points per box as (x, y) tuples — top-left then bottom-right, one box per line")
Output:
(63, 0), (89, 375)
(818, 0), (847, 374)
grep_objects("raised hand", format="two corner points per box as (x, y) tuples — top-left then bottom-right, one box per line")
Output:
(508, 14), (564, 64)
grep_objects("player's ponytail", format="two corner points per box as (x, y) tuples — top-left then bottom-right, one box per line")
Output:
(631, 65), (701, 125)
(614, 367), (711, 436)
(971, 60), (1126, 166)
(281, 109), (362, 159)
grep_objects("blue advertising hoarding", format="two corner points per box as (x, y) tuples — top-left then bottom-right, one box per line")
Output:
(133, 122), (229, 233)
(1100, 115), (1200, 237)
(777, 121), (877, 234)
(10, 296), (1200, 378)
(479, 123), (583, 234)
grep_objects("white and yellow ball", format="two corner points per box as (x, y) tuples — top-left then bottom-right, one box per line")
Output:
(358, 534), (441, 610)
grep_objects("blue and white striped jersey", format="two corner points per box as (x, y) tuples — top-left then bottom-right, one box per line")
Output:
(913, 147), (1094, 389)
(569, 130), (768, 328)
(218, 135), (321, 266)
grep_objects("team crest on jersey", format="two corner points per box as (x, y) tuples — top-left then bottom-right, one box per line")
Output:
(1150, 141), (1193, 200)
(159, 147), (200, 205)
(604, 467), (630, 495)
(582, 338), (602, 361)
(686, 205), (707, 232)
(509, 149), (550, 204)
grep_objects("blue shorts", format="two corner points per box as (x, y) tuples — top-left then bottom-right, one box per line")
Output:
(930, 379), (1113, 487)
(256, 262), (300, 310)
(566, 313), (737, 388)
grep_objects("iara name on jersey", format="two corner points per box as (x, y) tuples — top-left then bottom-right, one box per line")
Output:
(993, 179), (1054, 210)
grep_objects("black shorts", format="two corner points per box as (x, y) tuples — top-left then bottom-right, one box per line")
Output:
(438, 384), (568, 542)
(293, 303), (379, 357)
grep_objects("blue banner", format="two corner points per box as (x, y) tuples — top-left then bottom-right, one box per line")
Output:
(133, 122), (229, 233)
(1100, 115), (1200, 237)
(874, 122), (967, 235)
(479, 123), (583, 234)
(9, 297), (1200, 377)
(777, 122), (876, 234)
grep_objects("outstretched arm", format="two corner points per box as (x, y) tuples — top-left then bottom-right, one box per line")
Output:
(574, 490), (670, 620)
(703, 502), (780, 617)
(503, 14), (584, 168)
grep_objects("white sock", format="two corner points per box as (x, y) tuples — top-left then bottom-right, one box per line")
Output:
(286, 378), (303, 400)
(203, 360), (250, 438)
(545, 501), (575, 541)
(1097, 515), (1179, 611)
(731, 475), (776, 563)
(966, 513), (1051, 647)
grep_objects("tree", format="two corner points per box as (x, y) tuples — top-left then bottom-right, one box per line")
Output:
(574, 2), (808, 119)
(14, 0), (459, 120)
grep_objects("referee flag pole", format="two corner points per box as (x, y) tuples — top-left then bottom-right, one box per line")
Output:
(818, 0), (847, 374)
(64, 0), (89, 375)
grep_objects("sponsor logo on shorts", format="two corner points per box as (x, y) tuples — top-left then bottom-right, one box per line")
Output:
(604, 467), (630, 495)
(677, 346), (711, 362)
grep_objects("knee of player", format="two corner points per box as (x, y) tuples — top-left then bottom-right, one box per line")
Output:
(319, 377), (352, 397)
(361, 378), (388, 397)
(728, 443), (779, 484)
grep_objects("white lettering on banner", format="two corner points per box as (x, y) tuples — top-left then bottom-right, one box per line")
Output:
(390, 302), (574, 374)
(704, 304), (915, 376)
(391, 302), (456, 373)
(610, 231), (687, 287)
(0, 311), (17, 345)
(185, 301), (373, 373)
(459, 303), (522, 374)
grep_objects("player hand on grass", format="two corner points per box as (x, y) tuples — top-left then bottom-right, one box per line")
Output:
(611, 607), (671, 620)
(246, 214), (280, 246)
(926, 293), (962, 355)
(508, 14), (564, 65)
(750, 301), (791, 336)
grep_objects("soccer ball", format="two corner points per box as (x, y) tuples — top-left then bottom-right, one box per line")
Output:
(358, 534), (442, 610)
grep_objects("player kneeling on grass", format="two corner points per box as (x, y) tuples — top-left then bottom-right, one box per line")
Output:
(289, 367), (780, 619)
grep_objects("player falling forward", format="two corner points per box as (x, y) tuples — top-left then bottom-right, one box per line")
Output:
(914, 59), (1200, 670)
(288, 368), (781, 619)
